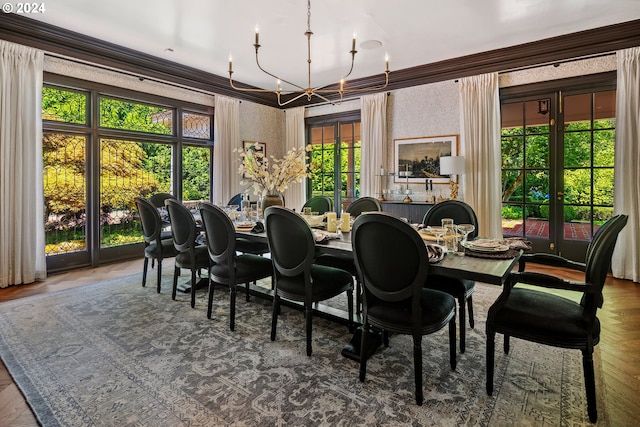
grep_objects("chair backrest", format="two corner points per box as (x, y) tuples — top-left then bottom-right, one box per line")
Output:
(148, 192), (177, 208)
(422, 200), (479, 239)
(199, 201), (236, 268)
(584, 214), (628, 299)
(264, 206), (315, 279)
(345, 197), (383, 217)
(302, 195), (333, 214)
(352, 212), (428, 305)
(164, 198), (198, 253)
(135, 196), (162, 245)
(227, 193), (243, 210)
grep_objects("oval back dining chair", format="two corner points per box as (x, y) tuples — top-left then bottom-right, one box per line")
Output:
(199, 202), (273, 330)
(301, 195), (333, 214)
(165, 198), (210, 308)
(345, 196), (383, 218)
(422, 199), (479, 353)
(351, 211), (456, 405)
(135, 196), (176, 293)
(264, 206), (354, 356)
(486, 214), (628, 423)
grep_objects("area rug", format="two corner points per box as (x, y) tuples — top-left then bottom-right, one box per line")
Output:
(0, 274), (606, 426)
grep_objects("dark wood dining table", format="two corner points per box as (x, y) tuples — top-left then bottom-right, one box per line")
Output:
(236, 226), (522, 361)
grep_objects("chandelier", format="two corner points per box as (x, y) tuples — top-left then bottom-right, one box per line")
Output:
(228, 0), (389, 106)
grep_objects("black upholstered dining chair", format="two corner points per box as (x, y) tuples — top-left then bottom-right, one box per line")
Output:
(351, 211), (457, 405)
(227, 193), (270, 256)
(148, 192), (177, 208)
(486, 214), (628, 423)
(422, 200), (478, 353)
(301, 195), (333, 214)
(199, 202), (273, 330)
(264, 206), (354, 356)
(315, 196), (384, 313)
(135, 196), (176, 293)
(165, 198), (210, 308)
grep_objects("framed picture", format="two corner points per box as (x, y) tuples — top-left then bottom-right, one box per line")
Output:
(393, 134), (458, 183)
(242, 141), (266, 178)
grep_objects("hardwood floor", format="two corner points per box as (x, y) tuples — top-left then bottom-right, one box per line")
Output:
(0, 259), (639, 425)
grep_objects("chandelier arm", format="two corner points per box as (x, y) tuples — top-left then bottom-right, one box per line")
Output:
(255, 53), (306, 91)
(313, 72), (389, 93)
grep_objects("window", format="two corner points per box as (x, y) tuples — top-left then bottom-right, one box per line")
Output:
(307, 113), (361, 212)
(42, 80), (213, 271)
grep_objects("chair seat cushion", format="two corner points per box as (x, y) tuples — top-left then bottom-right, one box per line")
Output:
(145, 238), (175, 258)
(277, 264), (353, 302)
(492, 287), (600, 346)
(210, 254), (273, 284)
(314, 253), (357, 275)
(235, 237), (270, 255)
(425, 275), (475, 299)
(175, 245), (209, 268)
(367, 288), (455, 334)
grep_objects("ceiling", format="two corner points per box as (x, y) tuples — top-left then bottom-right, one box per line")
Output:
(22, 0), (640, 93)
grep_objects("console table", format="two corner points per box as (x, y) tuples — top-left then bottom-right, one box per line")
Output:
(380, 201), (433, 224)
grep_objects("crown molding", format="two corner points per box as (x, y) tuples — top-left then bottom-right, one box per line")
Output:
(2, 14), (639, 109)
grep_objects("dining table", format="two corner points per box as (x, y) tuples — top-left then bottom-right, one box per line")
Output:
(234, 224), (523, 361)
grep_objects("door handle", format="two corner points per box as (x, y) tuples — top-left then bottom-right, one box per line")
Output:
(557, 191), (564, 200)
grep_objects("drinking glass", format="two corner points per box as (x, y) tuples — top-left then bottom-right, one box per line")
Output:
(332, 218), (344, 235)
(441, 218), (457, 252)
(457, 224), (476, 245)
(426, 226), (446, 245)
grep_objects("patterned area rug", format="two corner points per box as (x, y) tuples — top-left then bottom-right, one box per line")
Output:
(0, 274), (606, 426)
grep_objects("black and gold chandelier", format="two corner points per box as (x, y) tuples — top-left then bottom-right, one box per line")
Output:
(228, 0), (390, 106)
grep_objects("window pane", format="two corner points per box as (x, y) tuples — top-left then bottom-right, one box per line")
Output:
(525, 135), (549, 168)
(594, 90), (616, 128)
(501, 135), (523, 168)
(100, 139), (170, 248)
(525, 99), (550, 133)
(182, 145), (211, 201)
(564, 168), (591, 205)
(564, 131), (591, 168)
(501, 102), (523, 132)
(42, 87), (87, 124)
(43, 133), (87, 254)
(593, 130), (615, 167)
(182, 111), (212, 140)
(100, 98), (172, 135)
(593, 168), (614, 206)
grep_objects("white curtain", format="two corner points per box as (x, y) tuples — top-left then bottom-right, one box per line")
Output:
(0, 41), (46, 287)
(360, 93), (387, 198)
(612, 47), (640, 283)
(283, 106), (305, 211)
(213, 95), (240, 205)
(458, 73), (503, 238)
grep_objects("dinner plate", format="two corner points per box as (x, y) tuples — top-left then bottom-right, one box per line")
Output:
(462, 240), (510, 253)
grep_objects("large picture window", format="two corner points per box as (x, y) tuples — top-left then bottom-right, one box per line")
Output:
(42, 79), (213, 271)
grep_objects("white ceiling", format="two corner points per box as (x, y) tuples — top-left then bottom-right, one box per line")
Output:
(26, 0), (640, 91)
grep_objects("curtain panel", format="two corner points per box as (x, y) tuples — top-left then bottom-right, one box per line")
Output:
(360, 93), (387, 199)
(458, 73), (503, 238)
(612, 47), (640, 283)
(213, 95), (240, 205)
(284, 106), (305, 211)
(0, 41), (46, 287)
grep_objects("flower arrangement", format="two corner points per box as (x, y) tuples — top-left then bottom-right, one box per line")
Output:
(237, 145), (312, 196)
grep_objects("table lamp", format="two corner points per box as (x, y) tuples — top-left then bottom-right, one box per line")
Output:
(439, 155), (465, 200)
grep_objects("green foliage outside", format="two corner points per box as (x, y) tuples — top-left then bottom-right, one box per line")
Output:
(42, 87), (211, 254)
(309, 141), (361, 198)
(501, 120), (615, 224)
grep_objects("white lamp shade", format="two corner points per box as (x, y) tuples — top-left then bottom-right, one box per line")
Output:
(439, 156), (465, 175)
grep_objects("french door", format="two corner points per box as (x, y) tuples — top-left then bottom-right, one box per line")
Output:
(500, 80), (616, 262)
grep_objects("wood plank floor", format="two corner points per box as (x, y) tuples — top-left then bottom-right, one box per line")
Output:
(0, 258), (639, 426)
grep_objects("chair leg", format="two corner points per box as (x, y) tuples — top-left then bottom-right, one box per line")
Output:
(190, 269), (197, 308)
(355, 277), (362, 316)
(142, 258), (149, 287)
(582, 348), (598, 423)
(230, 285), (237, 331)
(305, 306), (313, 356)
(382, 330), (389, 347)
(449, 317), (457, 370)
(172, 267), (179, 300)
(467, 295), (474, 329)
(270, 295), (279, 341)
(207, 277), (215, 319)
(245, 281), (251, 302)
(503, 335), (510, 354)
(486, 329), (495, 395)
(413, 334), (423, 405)
(347, 289), (354, 333)
(458, 297), (466, 353)
(156, 259), (162, 293)
(359, 322), (370, 382)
